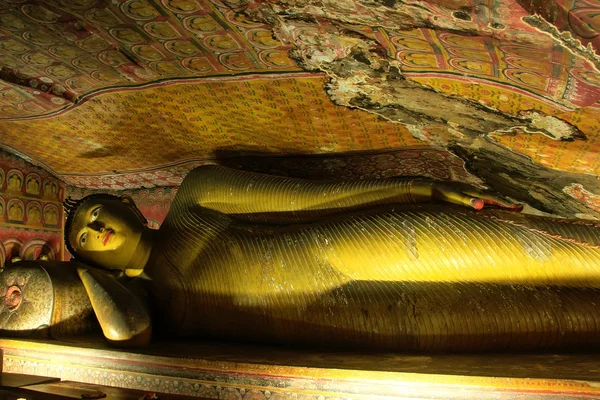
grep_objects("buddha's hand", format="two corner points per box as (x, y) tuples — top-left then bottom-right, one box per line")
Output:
(431, 181), (523, 211)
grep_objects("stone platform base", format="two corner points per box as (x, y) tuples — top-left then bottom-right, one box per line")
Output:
(1, 337), (600, 399)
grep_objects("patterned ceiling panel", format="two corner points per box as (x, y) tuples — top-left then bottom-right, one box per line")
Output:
(0, 0), (599, 190)
(1, 0), (598, 122)
(0, 0), (300, 119)
(386, 27), (600, 108)
(0, 75), (427, 188)
(518, 0), (600, 56)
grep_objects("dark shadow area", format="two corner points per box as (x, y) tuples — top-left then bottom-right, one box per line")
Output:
(212, 146), (465, 181)
(150, 278), (600, 354)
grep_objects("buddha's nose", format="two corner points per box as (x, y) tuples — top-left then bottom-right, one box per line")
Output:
(5, 285), (22, 311)
(88, 221), (104, 230)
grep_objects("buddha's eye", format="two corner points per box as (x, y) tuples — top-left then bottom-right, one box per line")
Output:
(80, 232), (87, 246)
(91, 207), (100, 222)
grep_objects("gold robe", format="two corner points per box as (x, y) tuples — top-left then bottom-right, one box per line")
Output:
(146, 167), (600, 351)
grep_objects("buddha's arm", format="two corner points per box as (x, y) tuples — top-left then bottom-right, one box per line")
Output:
(183, 165), (517, 222)
(77, 268), (151, 347)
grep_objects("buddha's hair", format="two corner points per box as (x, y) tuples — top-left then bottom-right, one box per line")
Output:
(63, 193), (146, 260)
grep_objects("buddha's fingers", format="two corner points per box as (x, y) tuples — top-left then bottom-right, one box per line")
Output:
(461, 189), (523, 211)
(432, 182), (522, 211)
(432, 184), (484, 210)
(443, 191), (485, 210)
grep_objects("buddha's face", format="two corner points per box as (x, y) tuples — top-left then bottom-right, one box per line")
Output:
(68, 197), (146, 270)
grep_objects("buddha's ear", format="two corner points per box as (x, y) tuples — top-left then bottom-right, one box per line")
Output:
(119, 196), (147, 226)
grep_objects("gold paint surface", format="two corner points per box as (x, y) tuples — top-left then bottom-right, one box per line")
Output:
(140, 167), (600, 352)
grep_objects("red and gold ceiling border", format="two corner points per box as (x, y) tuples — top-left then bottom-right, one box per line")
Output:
(0, 71), (323, 122)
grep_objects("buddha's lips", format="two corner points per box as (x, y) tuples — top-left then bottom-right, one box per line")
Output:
(102, 230), (113, 246)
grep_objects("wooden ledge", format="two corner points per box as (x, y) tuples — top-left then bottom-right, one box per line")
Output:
(1, 338), (600, 399)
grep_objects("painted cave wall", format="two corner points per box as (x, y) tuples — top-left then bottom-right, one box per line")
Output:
(0, 150), (66, 266)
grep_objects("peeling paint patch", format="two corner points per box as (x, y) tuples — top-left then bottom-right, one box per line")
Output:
(405, 124), (431, 143)
(563, 183), (600, 211)
(522, 112), (586, 141)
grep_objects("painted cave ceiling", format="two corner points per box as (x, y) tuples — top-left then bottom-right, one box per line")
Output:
(0, 0), (600, 218)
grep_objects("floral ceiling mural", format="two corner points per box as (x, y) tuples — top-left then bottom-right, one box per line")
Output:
(0, 0), (300, 119)
(0, 0), (599, 218)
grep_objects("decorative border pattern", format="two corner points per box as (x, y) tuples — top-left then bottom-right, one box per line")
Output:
(0, 72), (321, 123)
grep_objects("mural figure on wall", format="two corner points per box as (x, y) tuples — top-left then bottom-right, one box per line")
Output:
(0, 151), (66, 267)
(43, 205), (59, 226)
(43, 178), (58, 200)
(21, 238), (56, 261)
(26, 202), (42, 225)
(2, 238), (22, 264)
(25, 174), (40, 196)
(6, 171), (22, 192)
(4, 166), (600, 352)
(7, 199), (24, 222)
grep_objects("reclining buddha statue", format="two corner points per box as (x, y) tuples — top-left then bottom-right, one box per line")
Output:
(3, 165), (600, 351)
